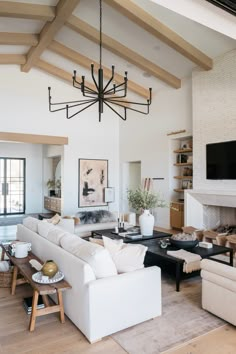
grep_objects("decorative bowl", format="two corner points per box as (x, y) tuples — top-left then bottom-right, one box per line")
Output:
(169, 239), (199, 250)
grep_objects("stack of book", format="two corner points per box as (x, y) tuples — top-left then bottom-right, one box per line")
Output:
(23, 296), (45, 315)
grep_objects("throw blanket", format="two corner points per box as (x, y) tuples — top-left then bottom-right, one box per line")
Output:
(167, 249), (202, 273)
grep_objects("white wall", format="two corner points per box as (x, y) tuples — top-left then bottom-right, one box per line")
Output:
(0, 142), (43, 213)
(120, 77), (192, 228)
(0, 66), (120, 215)
(192, 49), (236, 191)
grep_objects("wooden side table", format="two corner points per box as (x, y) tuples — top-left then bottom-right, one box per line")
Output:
(1, 245), (71, 332)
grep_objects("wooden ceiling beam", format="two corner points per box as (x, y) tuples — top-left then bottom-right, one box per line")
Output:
(0, 1), (55, 21)
(0, 54), (26, 64)
(0, 33), (38, 46)
(0, 132), (68, 145)
(105, 0), (213, 70)
(35, 59), (96, 92)
(48, 40), (150, 98)
(66, 16), (181, 89)
(21, 0), (80, 73)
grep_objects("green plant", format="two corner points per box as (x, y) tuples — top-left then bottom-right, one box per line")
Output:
(127, 187), (166, 212)
(55, 178), (61, 189)
(46, 179), (55, 189)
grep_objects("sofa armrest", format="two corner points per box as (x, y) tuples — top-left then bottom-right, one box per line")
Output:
(201, 259), (236, 282)
(86, 266), (161, 341)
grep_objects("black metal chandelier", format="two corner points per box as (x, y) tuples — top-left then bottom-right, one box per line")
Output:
(48, 0), (152, 122)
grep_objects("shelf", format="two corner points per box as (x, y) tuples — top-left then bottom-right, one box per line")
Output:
(174, 176), (193, 180)
(174, 163), (193, 166)
(174, 189), (185, 192)
(174, 148), (192, 153)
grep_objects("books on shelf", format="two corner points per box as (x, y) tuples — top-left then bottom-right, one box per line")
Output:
(23, 295), (45, 315)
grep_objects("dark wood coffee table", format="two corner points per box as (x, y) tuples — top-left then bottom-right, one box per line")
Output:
(1, 244), (71, 331)
(90, 229), (234, 292)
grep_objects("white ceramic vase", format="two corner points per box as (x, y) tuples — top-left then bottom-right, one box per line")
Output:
(139, 209), (154, 236)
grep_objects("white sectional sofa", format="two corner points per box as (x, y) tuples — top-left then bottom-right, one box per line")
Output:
(17, 217), (162, 343)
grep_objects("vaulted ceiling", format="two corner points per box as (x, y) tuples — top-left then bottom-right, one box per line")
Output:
(0, 0), (235, 99)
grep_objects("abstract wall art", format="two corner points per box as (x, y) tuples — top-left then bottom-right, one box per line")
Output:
(78, 159), (108, 207)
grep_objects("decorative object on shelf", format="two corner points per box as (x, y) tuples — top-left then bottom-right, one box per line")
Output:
(41, 260), (58, 278)
(127, 187), (166, 236)
(48, 0), (152, 122)
(32, 271), (64, 284)
(79, 159), (108, 207)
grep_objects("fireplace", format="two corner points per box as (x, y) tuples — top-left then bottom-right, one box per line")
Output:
(185, 190), (236, 229)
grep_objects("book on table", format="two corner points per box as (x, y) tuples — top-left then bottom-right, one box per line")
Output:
(23, 295), (45, 315)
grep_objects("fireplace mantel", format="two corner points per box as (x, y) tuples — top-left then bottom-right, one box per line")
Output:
(185, 189), (236, 229)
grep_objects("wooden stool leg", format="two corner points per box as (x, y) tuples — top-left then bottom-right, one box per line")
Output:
(42, 295), (50, 308)
(29, 290), (39, 332)
(57, 290), (65, 323)
(11, 265), (18, 295)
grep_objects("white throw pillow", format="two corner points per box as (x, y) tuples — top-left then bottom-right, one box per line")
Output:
(47, 228), (68, 246)
(23, 217), (39, 233)
(102, 236), (147, 273)
(61, 234), (117, 278)
(37, 221), (54, 238)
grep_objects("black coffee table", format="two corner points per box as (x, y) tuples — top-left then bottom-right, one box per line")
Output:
(91, 229), (234, 292)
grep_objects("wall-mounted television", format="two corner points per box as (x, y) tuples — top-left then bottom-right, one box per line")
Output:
(206, 140), (236, 180)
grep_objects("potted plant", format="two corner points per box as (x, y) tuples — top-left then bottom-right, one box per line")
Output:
(127, 187), (166, 236)
(46, 179), (56, 196)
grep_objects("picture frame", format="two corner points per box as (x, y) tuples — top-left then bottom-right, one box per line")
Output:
(104, 187), (115, 203)
(78, 159), (108, 207)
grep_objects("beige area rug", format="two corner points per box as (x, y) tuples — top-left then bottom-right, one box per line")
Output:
(112, 274), (225, 354)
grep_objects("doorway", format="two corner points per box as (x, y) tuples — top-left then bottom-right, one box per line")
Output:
(122, 161), (141, 212)
(0, 158), (26, 215)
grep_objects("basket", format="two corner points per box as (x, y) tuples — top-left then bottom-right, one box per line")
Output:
(0, 269), (13, 288)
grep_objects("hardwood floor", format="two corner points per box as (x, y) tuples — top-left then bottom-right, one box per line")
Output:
(1, 225), (236, 354)
(0, 285), (126, 354)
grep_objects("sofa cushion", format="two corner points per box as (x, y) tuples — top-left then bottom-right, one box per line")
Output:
(102, 236), (148, 273)
(76, 210), (116, 224)
(60, 234), (117, 278)
(23, 217), (39, 233)
(38, 221), (55, 238)
(47, 227), (68, 246)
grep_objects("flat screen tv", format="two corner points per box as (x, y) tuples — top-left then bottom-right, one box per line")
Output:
(206, 140), (236, 179)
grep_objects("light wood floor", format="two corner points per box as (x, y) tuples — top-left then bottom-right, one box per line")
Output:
(1, 285), (236, 354)
(1, 225), (236, 353)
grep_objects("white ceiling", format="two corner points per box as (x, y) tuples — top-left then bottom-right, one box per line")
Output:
(0, 0), (235, 95)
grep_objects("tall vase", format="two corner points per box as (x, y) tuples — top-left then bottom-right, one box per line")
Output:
(139, 209), (154, 236)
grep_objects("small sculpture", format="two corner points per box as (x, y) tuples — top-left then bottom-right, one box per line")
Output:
(42, 260), (58, 278)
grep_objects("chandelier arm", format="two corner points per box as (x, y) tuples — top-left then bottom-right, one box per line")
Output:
(104, 101), (127, 121)
(49, 98), (96, 113)
(107, 98), (151, 107)
(102, 66), (115, 92)
(66, 99), (99, 119)
(104, 81), (126, 95)
(91, 64), (99, 92)
(73, 80), (98, 96)
(108, 101), (150, 115)
(65, 98), (97, 110)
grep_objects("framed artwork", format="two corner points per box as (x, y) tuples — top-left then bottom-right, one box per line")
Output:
(79, 159), (108, 207)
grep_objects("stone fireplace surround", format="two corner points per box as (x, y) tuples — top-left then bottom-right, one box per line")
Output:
(185, 190), (236, 229)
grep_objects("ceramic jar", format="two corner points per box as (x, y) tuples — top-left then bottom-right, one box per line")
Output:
(139, 209), (154, 236)
(42, 260), (58, 278)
